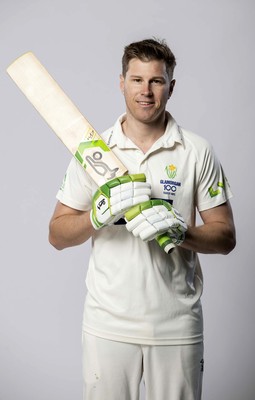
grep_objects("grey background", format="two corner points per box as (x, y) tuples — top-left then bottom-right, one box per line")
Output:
(0, 0), (254, 399)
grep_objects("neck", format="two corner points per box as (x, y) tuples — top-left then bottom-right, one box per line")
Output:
(122, 113), (167, 153)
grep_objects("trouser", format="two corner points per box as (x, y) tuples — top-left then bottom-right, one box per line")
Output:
(82, 332), (204, 400)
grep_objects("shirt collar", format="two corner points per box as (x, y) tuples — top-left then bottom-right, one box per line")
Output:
(107, 112), (183, 150)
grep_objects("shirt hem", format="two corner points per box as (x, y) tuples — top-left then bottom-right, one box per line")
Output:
(197, 194), (233, 212)
(83, 325), (204, 346)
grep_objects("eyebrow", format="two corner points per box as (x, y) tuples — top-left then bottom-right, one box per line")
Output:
(129, 75), (166, 81)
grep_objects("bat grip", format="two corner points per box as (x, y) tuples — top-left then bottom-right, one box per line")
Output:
(156, 233), (175, 254)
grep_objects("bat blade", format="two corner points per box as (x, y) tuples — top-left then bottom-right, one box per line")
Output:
(6, 52), (127, 186)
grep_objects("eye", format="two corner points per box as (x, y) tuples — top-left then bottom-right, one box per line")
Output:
(152, 79), (164, 85)
(132, 78), (142, 83)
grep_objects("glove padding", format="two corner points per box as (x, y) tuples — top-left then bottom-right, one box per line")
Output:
(90, 174), (151, 229)
(125, 199), (187, 245)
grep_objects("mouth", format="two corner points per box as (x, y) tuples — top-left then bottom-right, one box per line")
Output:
(137, 101), (155, 107)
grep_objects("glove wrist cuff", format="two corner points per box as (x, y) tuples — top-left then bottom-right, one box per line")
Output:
(171, 232), (186, 246)
(90, 210), (102, 230)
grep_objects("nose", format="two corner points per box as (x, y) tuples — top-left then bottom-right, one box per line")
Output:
(141, 81), (152, 96)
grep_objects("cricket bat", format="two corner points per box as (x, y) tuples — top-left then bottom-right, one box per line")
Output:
(6, 52), (174, 253)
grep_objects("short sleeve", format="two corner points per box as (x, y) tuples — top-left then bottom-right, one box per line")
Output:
(56, 158), (94, 211)
(196, 145), (233, 212)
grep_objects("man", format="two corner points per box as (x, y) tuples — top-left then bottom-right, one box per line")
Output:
(49, 38), (236, 400)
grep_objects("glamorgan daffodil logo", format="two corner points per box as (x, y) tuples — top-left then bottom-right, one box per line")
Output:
(165, 164), (177, 179)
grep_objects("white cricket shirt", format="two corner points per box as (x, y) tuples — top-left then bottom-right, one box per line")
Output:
(56, 113), (233, 345)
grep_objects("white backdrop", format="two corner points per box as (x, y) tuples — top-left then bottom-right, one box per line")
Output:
(1, 1), (254, 399)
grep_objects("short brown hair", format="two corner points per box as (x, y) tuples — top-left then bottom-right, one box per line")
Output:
(122, 38), (176, 79)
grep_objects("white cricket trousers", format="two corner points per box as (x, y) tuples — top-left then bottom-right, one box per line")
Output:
(82, 332), (204, 400)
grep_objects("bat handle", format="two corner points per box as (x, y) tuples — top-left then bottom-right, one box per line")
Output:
(156, 233), (175, 254)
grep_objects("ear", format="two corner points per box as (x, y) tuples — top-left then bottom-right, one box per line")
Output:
(120, 74), (125, 94)
(168, 79), (176, 98)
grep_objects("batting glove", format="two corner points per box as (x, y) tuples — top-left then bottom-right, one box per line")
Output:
(125, 199), (187, 245)
(90, 174), (151, 229)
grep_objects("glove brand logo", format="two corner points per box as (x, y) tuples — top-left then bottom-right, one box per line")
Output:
(97, 198), (106, 210)
(165, 164), (177, 179)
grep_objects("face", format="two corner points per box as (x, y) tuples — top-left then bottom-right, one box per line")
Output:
(120, 58), (175, 125)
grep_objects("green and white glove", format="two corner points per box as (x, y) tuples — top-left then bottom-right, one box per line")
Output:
(90, 174), (151, 229)
(125, 199), (187, 245)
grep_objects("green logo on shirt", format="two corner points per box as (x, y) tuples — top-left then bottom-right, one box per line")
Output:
(208, 182), (224, 197)
(165, 164), (177, 179)
(60, 173), (67, 191)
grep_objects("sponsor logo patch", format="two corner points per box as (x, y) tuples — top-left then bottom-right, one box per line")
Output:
(160, 164), (182, 196)
(208, 181), (224, 197)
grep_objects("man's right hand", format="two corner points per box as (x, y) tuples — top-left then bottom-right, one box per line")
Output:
(125, 199), (187, 245)
(90, 174), (151, 229)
